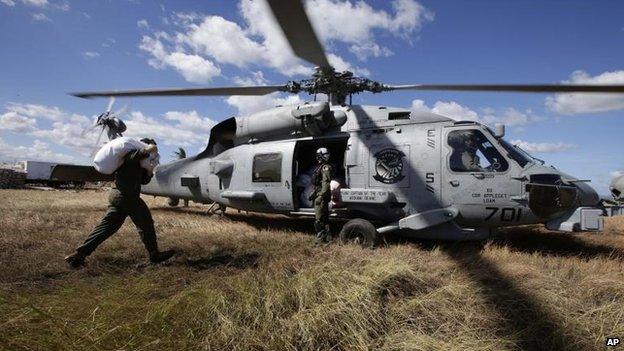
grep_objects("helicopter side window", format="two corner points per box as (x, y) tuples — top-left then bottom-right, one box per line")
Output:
(252, 153), (282, 182)
(448, 130), (508, 172)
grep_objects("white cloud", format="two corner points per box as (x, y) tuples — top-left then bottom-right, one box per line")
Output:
(54, 1), (68, 11)
(139, 0), (432, 82)
(349, 43), (393, 61)
(30, 121), (98, 155)
(32, 12), (50, 21)
(123, 111), (216, 146)
(411, 100), (540, 127)
(137, 19), (149, 29)
(233, 71), (268, 86)
(226, 93), (303, 116)
(101, 38), (116, 48)
(163, 110), (215, 133)
(327, 53), (369, 76)
(139, 36), (221, 83)
(481, 107), (540, 127)
(164, 52), (221, 83)
(3, 102), (67, 122)
(82, 51), (100, 59)
(3, 0), (67, 10)
(545, 70), (624, 115)
(2, 103), (100, 155)
(180, 15), (266, 68)
(0, 111), (37, 132)
(0, 138), (76, 163)
(0, 103), (216, 160)
(305, 0), (433, 60)
(22, 0), (47, 7)
(412, 99), (479, 121)
(510, 139), (575, 153)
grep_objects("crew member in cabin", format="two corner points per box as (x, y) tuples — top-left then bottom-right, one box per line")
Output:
(309, 147), (334, 245)
(449, 130), (485, 172)
(64, 138), (174, 268)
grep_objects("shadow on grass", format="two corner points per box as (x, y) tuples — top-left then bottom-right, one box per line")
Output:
(184, 252), (261, 270)
(489, 226), (624, 261)
(385, 226), (624, 262)
(139, 211), (610, 349)
(153, 206), (323, 234)
(437, 243), (586, 351)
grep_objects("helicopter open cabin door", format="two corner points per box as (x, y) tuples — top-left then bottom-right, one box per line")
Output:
(442, 126), (520, 226)
(246, 141), (296, 212)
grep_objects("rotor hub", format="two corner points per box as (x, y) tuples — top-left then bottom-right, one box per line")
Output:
(285, 67), (388, 105)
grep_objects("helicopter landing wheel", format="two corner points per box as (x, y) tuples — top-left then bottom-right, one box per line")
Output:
(339, 218), (379, 249)
(167, 197), (180, 207)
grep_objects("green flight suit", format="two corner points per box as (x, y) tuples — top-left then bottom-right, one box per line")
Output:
(311, 162), (333, 243)
(75, 148), (158, 257)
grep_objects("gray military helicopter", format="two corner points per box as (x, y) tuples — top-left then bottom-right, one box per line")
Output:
(71, 0), (624, 246)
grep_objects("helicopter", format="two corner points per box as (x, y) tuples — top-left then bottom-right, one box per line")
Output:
(71, 0), (624, 246)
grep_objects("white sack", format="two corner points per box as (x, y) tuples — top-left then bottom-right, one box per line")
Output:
(300, 179), (343, 208)
(301, 184), (315, 208)
(140, 152), (160, 174)
(330, 179), (342, 205)
(93, 137), (158, 175)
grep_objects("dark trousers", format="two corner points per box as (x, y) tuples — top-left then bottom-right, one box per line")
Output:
(314, 195), (330, 240)
(76, 191), (158, 257)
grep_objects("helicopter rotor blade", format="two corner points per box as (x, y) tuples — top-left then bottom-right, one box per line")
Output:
(90, 127), (105, 157)
(70, 85), (289, 99)
(114, 103), (129, 117)
(106, 96), (116, 112)
(265, 0), (331, 68)
(80, 123), (98, 138)
(384, 84), (624, 93)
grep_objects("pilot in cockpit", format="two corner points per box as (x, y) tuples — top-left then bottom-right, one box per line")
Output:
(449, 130), (485, 172)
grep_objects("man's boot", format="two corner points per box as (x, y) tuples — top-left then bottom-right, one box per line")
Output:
(321, 224), (332, 244)
(314, 221), (325, 245)
(64, 251), (86, 269)
(149, 250), (175, 264)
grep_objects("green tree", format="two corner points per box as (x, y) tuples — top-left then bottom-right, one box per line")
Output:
(173, 148), (187, 160)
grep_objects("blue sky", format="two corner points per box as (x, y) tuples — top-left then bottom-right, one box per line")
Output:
(0, 0), (622, 194)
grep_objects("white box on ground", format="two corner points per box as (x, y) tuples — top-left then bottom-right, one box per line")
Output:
(546, 207), (604, 232)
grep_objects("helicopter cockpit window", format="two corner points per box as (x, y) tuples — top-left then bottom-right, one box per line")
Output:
(498, 138), (532, 168)
(252, 153), (282, 183)
(448, 130), (509, 172)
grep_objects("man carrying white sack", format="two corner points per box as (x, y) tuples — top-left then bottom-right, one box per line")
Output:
(65, 138), (174, 269)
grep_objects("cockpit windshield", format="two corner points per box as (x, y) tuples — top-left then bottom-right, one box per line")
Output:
(497, 138), (535, 168)
(448, 129), (509, 172)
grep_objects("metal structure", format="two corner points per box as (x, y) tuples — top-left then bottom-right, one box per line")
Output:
(70, 0), (624, 244)
(23, 161), (112, 187)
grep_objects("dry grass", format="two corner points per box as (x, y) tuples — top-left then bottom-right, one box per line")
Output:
(1, 189), (623, 350)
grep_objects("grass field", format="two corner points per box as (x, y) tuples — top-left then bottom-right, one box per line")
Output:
(1, 189), (623, 350)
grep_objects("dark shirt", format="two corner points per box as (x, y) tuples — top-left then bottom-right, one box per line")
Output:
(113, 148), (152, 198)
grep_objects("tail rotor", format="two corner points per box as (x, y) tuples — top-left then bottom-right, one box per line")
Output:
(84, 97), (129, 156)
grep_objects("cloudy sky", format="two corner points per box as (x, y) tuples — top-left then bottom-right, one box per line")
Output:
(0, 0), (622, 194)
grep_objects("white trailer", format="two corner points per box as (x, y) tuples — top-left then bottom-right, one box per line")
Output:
(22, 160), (113, 187)
(23, 161), (57, 182)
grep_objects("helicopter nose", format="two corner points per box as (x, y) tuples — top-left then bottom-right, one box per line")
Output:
(575, 181), (600, 207)
(527, 178), (577, 220)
